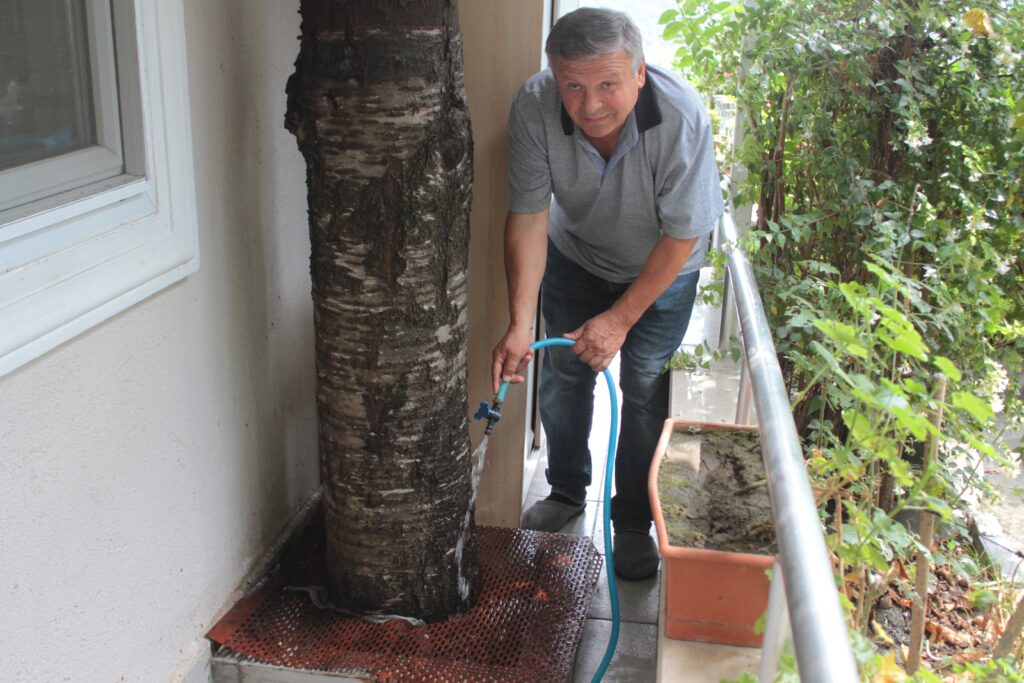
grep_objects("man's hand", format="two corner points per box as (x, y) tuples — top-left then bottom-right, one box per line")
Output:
(491, 325), (535, 394)
(565, 309), (631, 372)
(563, 234), (699, 372)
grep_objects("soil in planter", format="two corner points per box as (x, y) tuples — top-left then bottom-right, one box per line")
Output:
(658, 429), (776, 555)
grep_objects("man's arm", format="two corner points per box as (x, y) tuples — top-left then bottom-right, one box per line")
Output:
(491, 208), (550, 393)
(566, 233), (697, 372)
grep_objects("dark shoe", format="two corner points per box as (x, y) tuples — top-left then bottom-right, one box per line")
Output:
(613, 531), (660, 580)
(522, 496), (585, 532)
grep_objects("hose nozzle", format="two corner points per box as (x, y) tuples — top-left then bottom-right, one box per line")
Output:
(473, 399), (503, 435)
(474, 379), (511, 435)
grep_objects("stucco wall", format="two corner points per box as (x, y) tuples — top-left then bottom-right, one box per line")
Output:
(463, 0), (546, 528)
(0, 2), (319, 680)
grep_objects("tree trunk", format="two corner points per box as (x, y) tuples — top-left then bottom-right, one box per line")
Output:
(285, 0), (478, 622)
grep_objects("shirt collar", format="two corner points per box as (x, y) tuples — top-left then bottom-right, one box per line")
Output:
(560, 75), (662, 136)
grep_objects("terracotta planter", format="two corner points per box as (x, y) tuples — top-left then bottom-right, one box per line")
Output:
(649, 419), (774, 647)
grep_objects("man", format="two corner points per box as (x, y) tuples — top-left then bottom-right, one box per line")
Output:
(491, 8), (723, 580)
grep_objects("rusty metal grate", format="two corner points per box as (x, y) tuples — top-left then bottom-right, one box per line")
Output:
(208, 513), (602, 682)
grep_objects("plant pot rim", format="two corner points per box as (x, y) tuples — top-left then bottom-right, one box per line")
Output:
(658, 542), (774, 565)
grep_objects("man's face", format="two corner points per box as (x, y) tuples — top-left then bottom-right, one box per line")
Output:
(551, 49), (645, 150)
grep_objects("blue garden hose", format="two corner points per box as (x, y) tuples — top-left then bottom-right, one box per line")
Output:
(475, 337), (620, 682)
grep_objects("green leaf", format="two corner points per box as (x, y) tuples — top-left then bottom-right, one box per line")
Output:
(863, 261), (897, 289)
(810, 340), (841, 372)
(881, 330), (929, 360)
(890, 404), (928, 441)
(878, 320), (929, 360)
(658, 9), (677, 24)
(952, 391), (994, 425)
(933, 356), (962, 382)
(675, 52), (694, 68)
(914, 668), (943, 682)
(842, 409), (872, 443)
(903, 378), (928, 396)
(964, 432), (998, 459)
(838, 282), (872, 317)
(863, 544), (890, 573)
(921, 494), (953, 521)
(813, 319), (868, 359)
(753, 611), (767, 635)
(887, 456), (914, 487)
(663, 21), (684, 40)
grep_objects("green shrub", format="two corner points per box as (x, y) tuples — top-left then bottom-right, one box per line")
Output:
(662, 0), (1023, 673)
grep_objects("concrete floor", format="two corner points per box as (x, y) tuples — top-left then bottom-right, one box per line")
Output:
(525, 442), (762, 683)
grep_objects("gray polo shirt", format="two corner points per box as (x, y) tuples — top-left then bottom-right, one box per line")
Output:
(507, 64), (723, 282)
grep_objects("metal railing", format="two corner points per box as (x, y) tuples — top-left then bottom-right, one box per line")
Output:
(718, 210), (859, 682)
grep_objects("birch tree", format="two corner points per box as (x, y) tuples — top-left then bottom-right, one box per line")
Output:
(285, 0), (478, 622)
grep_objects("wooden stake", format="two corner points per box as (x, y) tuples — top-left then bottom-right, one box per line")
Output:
(906, 376), (947, 674)
(993, 593), (1024, 660)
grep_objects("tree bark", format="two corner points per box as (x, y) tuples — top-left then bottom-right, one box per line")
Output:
(285, 0), (478, 622)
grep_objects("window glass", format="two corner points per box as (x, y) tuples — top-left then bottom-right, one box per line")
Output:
(0, 0), (98, 171)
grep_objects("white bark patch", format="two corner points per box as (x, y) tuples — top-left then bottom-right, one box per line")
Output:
(380, 488), (415, 497)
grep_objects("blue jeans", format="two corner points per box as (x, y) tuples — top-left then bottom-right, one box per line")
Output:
(540, 240), (699, 532)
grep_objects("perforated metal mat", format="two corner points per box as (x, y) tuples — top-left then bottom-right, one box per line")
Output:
(208, 514), (602, 682)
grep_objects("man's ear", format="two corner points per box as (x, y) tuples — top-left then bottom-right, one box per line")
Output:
(636, 59), (647, 88)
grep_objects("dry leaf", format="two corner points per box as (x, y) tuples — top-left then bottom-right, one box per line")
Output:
(887, 588), (912, 609)
(952, 648), (986, 664)
(963, 8), (994, 36)
(925, 620), (969, 647)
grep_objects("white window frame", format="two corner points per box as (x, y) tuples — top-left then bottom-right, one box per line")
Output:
(0, 0), (199, 376)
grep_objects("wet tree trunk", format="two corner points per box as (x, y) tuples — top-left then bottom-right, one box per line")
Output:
(285, 0), (478, 622)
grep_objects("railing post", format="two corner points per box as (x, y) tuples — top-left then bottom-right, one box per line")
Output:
(719, 269), (738, 351)
(735, 356), (754, 425)
(759, 561), (791, 683)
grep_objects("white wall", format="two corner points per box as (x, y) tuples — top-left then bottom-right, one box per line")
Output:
(0, 2), (319, 680)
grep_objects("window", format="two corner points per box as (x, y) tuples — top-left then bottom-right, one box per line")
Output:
(0, 0), (199, 376)
(0, 0), (143, 213)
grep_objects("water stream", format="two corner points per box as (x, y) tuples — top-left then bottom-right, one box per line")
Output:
(455, 433), (490, 601)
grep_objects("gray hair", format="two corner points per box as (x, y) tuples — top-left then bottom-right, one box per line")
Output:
(545, 8), (644, 72)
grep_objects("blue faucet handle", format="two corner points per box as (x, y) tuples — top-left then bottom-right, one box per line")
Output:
(474, 401), (492, 421)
